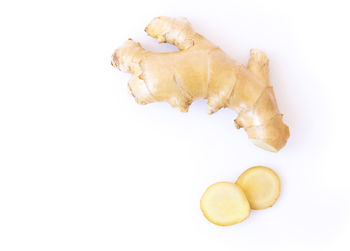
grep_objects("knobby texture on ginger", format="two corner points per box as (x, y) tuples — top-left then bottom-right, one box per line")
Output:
(111, 16), (290, 152)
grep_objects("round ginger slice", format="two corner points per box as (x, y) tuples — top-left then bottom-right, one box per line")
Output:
(236, 166), (281, 210)
(200, 182), (250, 226)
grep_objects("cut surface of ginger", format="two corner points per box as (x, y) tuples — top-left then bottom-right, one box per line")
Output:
(200, 182), (250, 226)
(236, 166), (280, 210)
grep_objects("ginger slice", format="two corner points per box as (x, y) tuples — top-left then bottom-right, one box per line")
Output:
(236, 166), (281, 210)
(200, 182), (250, 226)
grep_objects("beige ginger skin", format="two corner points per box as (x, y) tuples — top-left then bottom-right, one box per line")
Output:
(111, 17), (290, 152)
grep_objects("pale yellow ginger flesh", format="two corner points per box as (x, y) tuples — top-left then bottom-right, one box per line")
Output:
(236, 166), (281, 210)
(111, 16), (290, 152)
(200, 182), (250, 226)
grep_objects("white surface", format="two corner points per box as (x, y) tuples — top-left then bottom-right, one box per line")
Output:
(0, 0), (349, 250)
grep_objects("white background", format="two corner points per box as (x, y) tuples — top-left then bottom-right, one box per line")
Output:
(1, 0), (349, 250)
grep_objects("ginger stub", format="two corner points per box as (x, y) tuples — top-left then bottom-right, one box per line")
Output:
(236, 166), (281, 210)
(200, 182), (250, 226)
(111, 16), (289, 152)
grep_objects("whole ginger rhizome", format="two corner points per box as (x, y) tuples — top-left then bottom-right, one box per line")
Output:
(112, 16), (289, 152)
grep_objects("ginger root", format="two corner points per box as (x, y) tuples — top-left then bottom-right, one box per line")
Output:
(236, 166), (281, 210)
(111, 16), (289, 152)
(200, 182), (250, 226)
